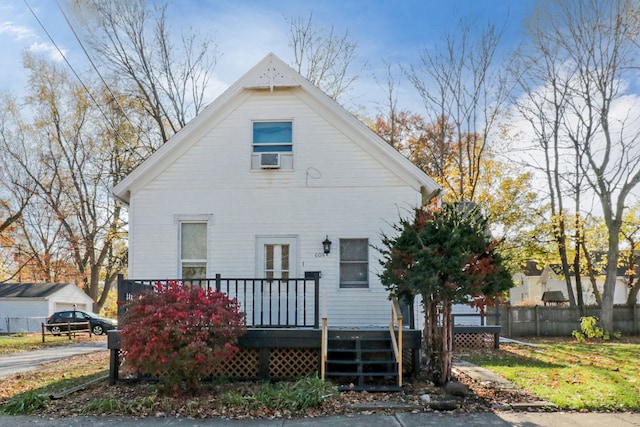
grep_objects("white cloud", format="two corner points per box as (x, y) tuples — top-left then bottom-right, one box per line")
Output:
(0, 21), (35, 40)
(27, 42), (65, 62)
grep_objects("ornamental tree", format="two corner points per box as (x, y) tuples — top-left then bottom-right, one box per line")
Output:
(378, 202), (513, 385)
(121, 280), (246, 393)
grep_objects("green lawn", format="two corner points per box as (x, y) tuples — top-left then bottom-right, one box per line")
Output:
(462, 339), (640, 411)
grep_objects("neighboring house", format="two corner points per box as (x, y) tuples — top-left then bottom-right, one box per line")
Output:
(113, 53), (441, 328)
(510, 260), (638, 305)
(0, 283), (94, 333)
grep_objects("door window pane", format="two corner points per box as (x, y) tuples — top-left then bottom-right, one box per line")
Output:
(264, 244), (290, 279)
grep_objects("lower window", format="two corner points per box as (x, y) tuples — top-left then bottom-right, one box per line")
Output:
(180, 222), (207, 279)
(339, 238), (369, 288)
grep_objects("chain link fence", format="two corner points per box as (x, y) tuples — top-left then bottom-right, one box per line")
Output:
(1, 316), (47, 334)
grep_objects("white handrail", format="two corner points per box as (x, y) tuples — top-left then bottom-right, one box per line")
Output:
(321, 316), (328, 380)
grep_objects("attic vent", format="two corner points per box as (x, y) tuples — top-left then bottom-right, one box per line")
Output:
(260, 153), (281, 168)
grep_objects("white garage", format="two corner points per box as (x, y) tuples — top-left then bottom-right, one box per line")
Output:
(0, 283), (94, 333)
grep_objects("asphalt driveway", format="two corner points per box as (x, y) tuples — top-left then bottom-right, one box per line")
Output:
(0, 340), (108, 378)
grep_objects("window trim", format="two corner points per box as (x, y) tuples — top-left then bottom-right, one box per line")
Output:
(175, 214), (213, 279)
(251, 120), (294, 170)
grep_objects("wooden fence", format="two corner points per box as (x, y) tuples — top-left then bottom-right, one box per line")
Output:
(489, 305), (640, 337)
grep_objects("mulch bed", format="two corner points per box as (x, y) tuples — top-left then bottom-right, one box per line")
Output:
(34, 354), (547, 419)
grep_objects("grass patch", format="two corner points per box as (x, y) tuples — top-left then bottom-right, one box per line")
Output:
(0, 350), (110, 413)
(463, 340), (640, 411)
(220, 377), (337, 412)
(82, 393), (159, 415)
(0, 390), (49, 415)
(0, 333), (102, 355)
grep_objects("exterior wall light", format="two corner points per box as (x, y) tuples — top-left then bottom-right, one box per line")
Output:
(322, 236), (332, 254)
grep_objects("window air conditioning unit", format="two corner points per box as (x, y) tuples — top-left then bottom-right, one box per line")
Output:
(260, 153), (281, 168)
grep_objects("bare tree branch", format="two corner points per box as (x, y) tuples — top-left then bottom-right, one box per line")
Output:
(287, 12), (359, 102)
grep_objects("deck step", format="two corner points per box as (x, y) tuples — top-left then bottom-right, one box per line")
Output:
(338, 384), (403, 392)
(324, 329), (401, 392)
(326, 359), (395, 365)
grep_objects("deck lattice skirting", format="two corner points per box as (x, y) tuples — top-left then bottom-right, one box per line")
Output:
(108, 276), (498, 385)
(108, 328), (421, 384)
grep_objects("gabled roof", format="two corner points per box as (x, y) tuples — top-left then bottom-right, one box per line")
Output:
(542, 290), (568, 303)
(113, 53), (441, 205)
(521, 260), (544, 276)
(0, 283), (72, 298)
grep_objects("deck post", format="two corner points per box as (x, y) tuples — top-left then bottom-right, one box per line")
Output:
(314, 277), (320, 329)
(116, 274), (125, 323)
(259, 348), (270, 380)
(215, 274), (221, 292)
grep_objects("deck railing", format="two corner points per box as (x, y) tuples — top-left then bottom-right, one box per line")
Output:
(117, 274), (320, 328)
(320, 316), (328, 380)
(389, 295), (403, 386)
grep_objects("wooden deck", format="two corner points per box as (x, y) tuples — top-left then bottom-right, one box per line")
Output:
(109, 276), (500, 387)
(107, 327), (422, 385)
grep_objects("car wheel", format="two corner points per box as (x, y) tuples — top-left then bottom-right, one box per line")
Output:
(92, 325), (104, 335)
(50, 325), (62, 336)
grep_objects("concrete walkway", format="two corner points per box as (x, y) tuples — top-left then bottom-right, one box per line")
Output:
(0, 339), (108, 378)
(1, 412), (640, 426)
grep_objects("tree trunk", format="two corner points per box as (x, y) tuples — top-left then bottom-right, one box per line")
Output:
(573, 251), (585, 311)
(627, 281), (640, 306)
(601, 231), (621, 333)
(581, 241), (602, 305)
(421, 294), (454, 386)
(439, 300), (453, 385)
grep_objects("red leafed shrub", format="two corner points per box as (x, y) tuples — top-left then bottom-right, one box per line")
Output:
(121, 280), (246, 393)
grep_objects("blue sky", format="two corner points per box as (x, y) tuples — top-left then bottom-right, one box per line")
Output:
(0, 0), (535, 113)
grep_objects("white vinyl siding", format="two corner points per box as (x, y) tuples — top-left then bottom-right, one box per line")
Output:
(127, 90), (424, 326)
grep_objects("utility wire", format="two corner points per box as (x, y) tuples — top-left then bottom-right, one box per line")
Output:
(56, 1), (138, 141)
(23, 0), (145, 162)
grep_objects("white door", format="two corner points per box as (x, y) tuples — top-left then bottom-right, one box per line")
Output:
(256, 237), (298, 326)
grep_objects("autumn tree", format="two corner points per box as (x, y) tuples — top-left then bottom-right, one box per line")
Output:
(287, 12), (358, 102)
(515, 0), (640, 331)
(620, 206), (640, 306)
(0, 94), (41, 281)
(378, 202), (513, 385)
(372, 109), (540, 273)
(69, 0), (218, 145)
(407, 17), (509, 203)
(0, 54), (127, 311)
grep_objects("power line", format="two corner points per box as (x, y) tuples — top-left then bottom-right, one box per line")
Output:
(22, 0), (145, 162)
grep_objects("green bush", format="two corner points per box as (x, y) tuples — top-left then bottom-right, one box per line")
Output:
(572, 316), (621, 341)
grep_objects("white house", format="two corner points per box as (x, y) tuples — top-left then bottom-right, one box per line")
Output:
(511, 261), (638, 306)
(0, 282), (94, 333)
(113, 53), (441, 328)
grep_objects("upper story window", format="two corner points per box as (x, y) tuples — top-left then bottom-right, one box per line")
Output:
(339, 238), (369, 288)
(252, 121), (293, 170)
(180, 222), (207, 280)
